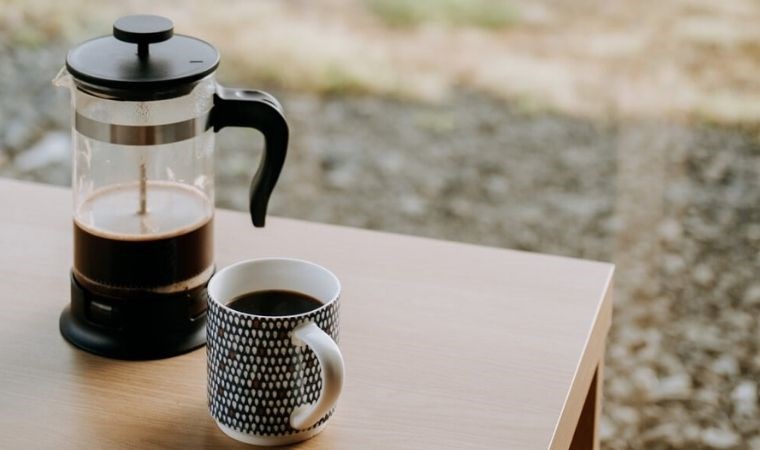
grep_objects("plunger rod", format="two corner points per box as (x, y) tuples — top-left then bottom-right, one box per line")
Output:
(139, 160), (147, 215)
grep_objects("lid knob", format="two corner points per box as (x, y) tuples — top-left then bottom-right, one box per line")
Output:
(113, 15), (174, 59)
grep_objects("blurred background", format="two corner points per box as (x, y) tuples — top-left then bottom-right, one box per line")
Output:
(1, 0), (759, 448)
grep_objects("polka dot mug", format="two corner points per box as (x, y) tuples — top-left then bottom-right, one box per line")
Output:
(206, 258), (344, 446)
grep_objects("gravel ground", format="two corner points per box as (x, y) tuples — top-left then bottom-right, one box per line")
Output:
(2, 44), (760, 449)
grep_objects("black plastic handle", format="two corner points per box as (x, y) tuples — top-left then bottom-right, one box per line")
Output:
(210, 87), (289, 227)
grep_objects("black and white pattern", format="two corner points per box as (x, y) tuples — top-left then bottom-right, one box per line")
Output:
(207, 297), (340, 437)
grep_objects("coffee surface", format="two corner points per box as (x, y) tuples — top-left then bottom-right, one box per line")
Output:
(227, 290), (323, 317)
(75, 181), (211, 238)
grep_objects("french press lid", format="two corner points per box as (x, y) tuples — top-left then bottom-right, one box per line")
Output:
(66, 15), (220, 100)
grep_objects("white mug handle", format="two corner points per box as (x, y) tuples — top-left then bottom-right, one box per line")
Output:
(289, 321), (345, 430)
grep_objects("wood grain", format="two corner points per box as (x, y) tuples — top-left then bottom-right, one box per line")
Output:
(0, 178), (613, 449)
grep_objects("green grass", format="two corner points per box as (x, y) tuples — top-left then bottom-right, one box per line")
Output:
(364, 0), (519, 29)
(1, 0), (113, 48)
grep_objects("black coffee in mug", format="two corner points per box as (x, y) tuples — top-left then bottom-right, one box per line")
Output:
(228, 290), (323, 316)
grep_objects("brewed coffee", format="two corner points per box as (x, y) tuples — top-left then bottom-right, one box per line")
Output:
(73, 182), (213, 293)
(227, 290), (323, 316)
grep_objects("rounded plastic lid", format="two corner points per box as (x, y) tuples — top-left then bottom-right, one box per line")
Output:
(66, 15), (220, 100)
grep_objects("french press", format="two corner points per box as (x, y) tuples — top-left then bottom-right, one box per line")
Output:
(54, 15), (288, 359)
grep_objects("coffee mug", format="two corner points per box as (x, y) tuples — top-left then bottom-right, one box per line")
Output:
(206, 258), (344, 446)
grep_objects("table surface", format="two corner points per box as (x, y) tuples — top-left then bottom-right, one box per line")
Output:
(0, 178), (613, 449)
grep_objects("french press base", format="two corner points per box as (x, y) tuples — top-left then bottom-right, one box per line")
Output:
(60, 272), (208, 360)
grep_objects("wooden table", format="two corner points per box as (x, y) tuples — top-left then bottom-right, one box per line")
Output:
(0, 179), (613, 449)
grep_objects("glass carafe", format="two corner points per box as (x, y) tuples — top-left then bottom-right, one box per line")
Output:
(55, 15), (288, 359)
